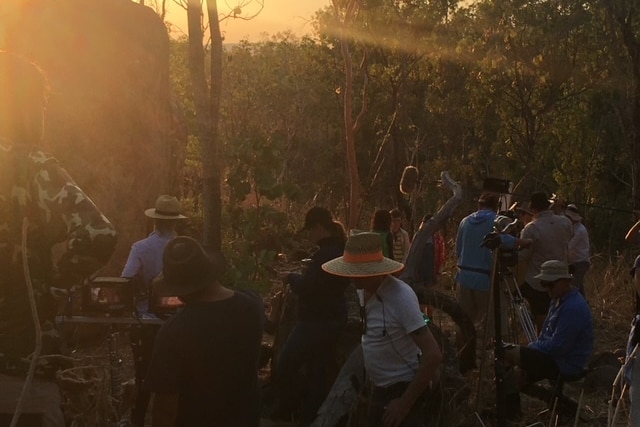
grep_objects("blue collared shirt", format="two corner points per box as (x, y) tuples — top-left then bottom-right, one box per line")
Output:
(122, 230), (176, 315)
(529, 288), (593, 376)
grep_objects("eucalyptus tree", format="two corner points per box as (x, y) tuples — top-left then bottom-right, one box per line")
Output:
(218, 35), (346, 280)
(462, 0), (604, 194)
(221, 35), (345, 208)
(357, 0), (462, 212)
(599, 0), (640, 211)
(175, 0), (263, 250)
(315, 0), (465, 226)
(314, 0), (368, 229)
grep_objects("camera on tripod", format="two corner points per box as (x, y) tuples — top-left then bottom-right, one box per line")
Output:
(482, 215), (519, 268)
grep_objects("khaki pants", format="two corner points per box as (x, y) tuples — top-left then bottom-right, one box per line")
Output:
(0, 373), (64, 427)
(457, 285), (509, 342)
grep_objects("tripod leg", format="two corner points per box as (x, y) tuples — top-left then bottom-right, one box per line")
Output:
(502, 273), (537, 343)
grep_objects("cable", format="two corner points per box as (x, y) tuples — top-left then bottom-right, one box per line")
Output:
(11, 217), (43, 427)
(376, 293), (418, 375)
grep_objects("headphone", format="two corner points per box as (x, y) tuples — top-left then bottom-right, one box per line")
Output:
(373, 293), (418, 374)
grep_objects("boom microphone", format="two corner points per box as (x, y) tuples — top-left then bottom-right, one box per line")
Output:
(400, 166), (419, 195)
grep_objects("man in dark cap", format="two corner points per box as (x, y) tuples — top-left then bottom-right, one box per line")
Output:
(145, 237), (264, 427)
(268, 207), (349, 425)
(0, 51), (117, 426)
(519, 192), (573, 331)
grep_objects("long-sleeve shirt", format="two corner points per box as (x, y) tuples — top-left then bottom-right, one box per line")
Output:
(287, 236), (349, 323)
(122, 231), (176, 286)
(455, 209), (497, 291)
(122, 230), (176, 314)
(0, 147), (117, 376)
(529, 288), (593, 376)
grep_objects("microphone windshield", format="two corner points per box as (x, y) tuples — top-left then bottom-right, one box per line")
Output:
(400, 166), (419, 194)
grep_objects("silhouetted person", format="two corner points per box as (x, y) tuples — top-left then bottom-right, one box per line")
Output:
(146, 237), (264, 427)
(0, 50), (117, 427)
(270, 207), (349, 425)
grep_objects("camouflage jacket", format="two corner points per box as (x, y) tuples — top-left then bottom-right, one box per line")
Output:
(0, 146), (117, 377)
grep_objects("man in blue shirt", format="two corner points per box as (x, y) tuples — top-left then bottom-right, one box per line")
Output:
(455, 193), (500, 328)
(122, 194), (187, 427)
(504, 260), (593, 419)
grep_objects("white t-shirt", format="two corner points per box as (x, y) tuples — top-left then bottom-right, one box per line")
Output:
(361, 275), (426, 387)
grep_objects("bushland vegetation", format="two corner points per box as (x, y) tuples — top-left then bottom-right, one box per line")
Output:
(168, 0), (640, 290)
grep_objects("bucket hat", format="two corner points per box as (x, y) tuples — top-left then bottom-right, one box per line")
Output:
(153, 236), (216, 297)
(145, 195), (188, 220)
(322, 232), (404, 277)
(534, 260), (572, 282)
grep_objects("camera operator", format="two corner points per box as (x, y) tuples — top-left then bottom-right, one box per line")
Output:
(518, 192), (573, 332)
(455, 193), (500, 331)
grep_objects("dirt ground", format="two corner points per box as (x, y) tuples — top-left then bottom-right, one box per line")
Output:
(55, 254), (636, 427)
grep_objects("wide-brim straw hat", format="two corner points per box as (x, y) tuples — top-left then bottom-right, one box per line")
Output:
(145, 195), (188, 219)
(534, 260), (572, 282)
(322, 232), (404, 277)
(153, 236), (216, 297)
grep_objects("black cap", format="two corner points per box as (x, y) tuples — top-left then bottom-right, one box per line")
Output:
(530, 192), (551, 211)
(478, 192), (499, 210)
(302, 207), (333, 230)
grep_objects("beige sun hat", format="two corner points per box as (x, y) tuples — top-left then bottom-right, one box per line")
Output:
(533, 260), (572, 282)
(322, 232), (404, 277)
(145, 195), (188, 220)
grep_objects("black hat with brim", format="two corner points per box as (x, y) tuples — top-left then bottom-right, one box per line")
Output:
(153, 236), (216, 297)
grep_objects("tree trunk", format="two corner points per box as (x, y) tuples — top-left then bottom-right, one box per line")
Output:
(205, 0), (223, 251)
(333, 0), (366, 230)
(186, 0), (222, 250)
(186, 1), (210, 238)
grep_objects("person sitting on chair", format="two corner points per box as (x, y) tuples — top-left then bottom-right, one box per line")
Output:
(503, 260), (593, 420)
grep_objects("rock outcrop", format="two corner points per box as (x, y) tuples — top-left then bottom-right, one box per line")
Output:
(1, 0), (187, 272)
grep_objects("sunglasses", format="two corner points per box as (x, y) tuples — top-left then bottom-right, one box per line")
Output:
(541, 280), (559, 289)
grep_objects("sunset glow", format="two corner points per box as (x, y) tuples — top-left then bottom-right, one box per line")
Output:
(164, 0), (328, 43)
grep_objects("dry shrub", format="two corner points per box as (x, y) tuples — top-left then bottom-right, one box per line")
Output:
(588, 253), (636, 355)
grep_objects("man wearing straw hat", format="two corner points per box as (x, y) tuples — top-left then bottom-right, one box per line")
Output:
(121, 194), (187, 427)
(322, 232), (442, 427)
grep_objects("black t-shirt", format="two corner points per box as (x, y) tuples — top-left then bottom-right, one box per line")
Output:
(287, 236), (349, 322)
(145, 289), (264, 427)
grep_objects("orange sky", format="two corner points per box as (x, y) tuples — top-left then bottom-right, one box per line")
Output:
(164, 0), (329, 43)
